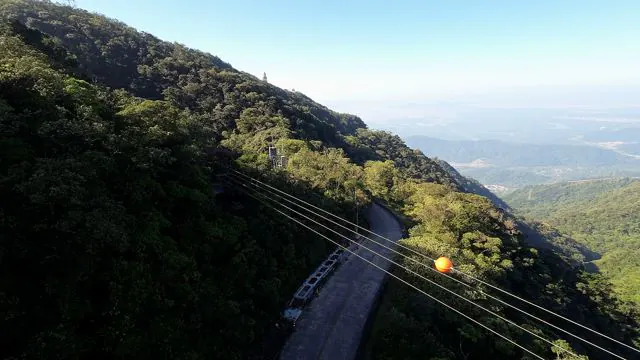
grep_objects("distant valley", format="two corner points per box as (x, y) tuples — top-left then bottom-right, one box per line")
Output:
(404, 135), (640, 191)
(360, 102), (640, 190)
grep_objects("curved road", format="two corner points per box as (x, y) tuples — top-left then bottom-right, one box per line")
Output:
(279, 202), (403, 360)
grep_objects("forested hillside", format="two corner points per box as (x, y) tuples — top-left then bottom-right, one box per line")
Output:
(1, 1), (639, 359)
(0, 2), (454, 358)
(0, 17), (357, 358)
(504, 179), (640, 306)
(0, 0), (455, 187)
(365, 178), (640, 360)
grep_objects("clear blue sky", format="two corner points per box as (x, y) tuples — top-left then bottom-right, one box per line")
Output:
(76, 0), (640, 108)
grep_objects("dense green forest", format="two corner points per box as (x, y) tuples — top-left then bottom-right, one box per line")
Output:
(0, 1), (452, 358)
(504, 179), (640, 306)
(365, 172), (640, 360)
(0, 15), (354, 359)
(1, 1), (639, 359)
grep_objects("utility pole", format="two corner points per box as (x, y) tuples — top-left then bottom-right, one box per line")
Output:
(268, 144), (277, 168)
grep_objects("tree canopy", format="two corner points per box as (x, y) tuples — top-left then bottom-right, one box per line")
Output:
(1, 2), (639, 360)
(504, 179), (640, 306)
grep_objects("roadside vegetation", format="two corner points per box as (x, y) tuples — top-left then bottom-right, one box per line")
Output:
(1, 2), (638, 359)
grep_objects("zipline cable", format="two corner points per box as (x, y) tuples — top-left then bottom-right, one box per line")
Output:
(230, 169), (640, 356)
(224, 178), (547, 360)
(228, 171), (633, 359)
(225, 176), (591, 360)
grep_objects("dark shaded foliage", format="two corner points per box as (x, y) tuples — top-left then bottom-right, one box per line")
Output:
(0, 21), (346, 359)
(1, 2), (638, 360)
(345, 128), (457, 187)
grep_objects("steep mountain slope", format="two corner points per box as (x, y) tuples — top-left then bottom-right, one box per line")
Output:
(0, 3), (455, 359)
(433, 163), (602, 266)
(365, 179), (639, 360)
(1, 2), (639, 360)
(503, 179), (640, 306)
(0, 19), (355, 359)
(0, 0), (455, 188)
(503, 178), (637, 218)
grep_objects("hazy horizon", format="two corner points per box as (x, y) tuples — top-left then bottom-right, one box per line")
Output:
(326, 85), (640, 126)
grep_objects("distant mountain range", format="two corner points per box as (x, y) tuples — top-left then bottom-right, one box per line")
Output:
(404, 135), (640, 188)
(405, 136), (636, 167)
(434, 159), (510, 210)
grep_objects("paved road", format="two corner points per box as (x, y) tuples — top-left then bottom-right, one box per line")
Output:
(279, 202), (403, 360)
